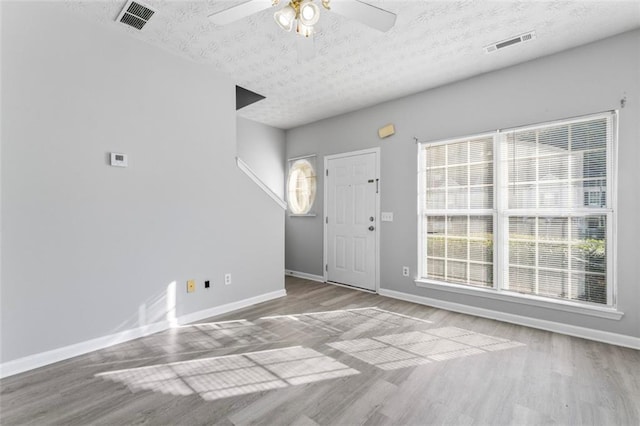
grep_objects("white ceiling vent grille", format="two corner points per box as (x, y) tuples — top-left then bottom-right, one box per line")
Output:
(484, 31), (536, 54)
(116, 0), (156, 31)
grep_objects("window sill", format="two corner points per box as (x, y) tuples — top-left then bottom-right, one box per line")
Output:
(414, 279), (624, 320)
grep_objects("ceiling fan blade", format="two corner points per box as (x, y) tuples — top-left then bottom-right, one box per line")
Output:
(329, 0), (396, 32)
(208, 0), (273, 26)
(296, 34), (316, 62)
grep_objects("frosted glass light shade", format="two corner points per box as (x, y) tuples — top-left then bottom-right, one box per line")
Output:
(299, 0), (320, 26)
(274, 5), (296, 31)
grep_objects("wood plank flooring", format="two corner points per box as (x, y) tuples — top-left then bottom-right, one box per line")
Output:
(2, 276), (639, 425)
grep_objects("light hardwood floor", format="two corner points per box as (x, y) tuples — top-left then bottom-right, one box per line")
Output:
(2, 276), (639, 425)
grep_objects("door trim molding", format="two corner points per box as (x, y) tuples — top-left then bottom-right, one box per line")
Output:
(323, 147), (381, 293)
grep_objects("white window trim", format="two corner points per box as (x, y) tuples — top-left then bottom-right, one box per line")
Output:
(287, 154), (317, 216)
(417, 111), (621, 318)
(414, 279), (623, 320)
(416, 132), (497, 289)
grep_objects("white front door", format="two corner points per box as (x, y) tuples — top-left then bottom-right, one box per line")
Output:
(326, 150), (378, 291)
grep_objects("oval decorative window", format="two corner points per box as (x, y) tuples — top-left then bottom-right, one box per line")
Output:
(287, 158), (317, 214)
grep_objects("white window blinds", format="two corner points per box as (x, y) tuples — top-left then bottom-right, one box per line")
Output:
(502, 113), (614, 305)
(420, 135), (495, 288)
(419, 111), (616, 307)
(504, 116), (610, 210)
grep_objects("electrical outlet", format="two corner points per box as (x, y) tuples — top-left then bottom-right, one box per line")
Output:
(402, 266), (410, 277)
(187, 279), (196, 293)
(204, 280), (210, 289)
(224, 273), (232, 285)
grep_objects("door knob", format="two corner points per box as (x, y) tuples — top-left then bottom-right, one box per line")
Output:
(368, 226), (375, 231)
(369, 216), (375, 222)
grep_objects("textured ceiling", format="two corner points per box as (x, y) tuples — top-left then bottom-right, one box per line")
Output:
(67, 0), (640, 129)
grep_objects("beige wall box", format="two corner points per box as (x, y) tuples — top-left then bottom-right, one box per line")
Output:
(378, 124), (395, 139)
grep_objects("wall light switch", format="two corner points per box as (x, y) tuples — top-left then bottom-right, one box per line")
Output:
(381, 212), (394, 222)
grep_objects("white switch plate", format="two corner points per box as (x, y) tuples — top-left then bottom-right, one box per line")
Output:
(381, 212), (394, 222)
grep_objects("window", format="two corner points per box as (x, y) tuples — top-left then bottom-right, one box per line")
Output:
(420, 134), (495, 288)
(418, 112), (616, 308)
(287, 155), (317, 215)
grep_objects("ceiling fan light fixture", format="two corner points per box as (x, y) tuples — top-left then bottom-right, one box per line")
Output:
(296, 20), (314, 38)
(299, 0), (320, 26)
(274, 4), (296, 32)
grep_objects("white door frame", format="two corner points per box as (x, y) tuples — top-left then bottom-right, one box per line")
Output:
(323, 147), (381, 293)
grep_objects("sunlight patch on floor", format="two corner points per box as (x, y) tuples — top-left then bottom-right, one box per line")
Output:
(95, 309), (522, 399)
(90, 319), (284, 362)
(96, 346), (359, 401)
(327, 327), (525, 370)
(260, 307), (432, 336)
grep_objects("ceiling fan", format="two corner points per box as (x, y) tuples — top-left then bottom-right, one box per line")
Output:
(208, 0), (396, 46)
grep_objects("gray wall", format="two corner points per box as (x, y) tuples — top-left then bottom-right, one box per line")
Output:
(1, 2), (284, 363)
(285, 30), (640, 338)
(237, 117), (286, 199)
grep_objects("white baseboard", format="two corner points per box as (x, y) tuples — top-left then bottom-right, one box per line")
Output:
(0, 321), (169, 379)
(378, 288), (640, 350)
(0, 289), (287, 379)
(285, 269), (325, 283)
(176, 289), (286, 325)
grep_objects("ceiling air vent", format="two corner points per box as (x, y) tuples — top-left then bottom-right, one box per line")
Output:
(484, 31), (536, 54)
(116, 0), (156, 31)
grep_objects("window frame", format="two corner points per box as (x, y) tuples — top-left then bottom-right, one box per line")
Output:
(417, 132), (498, 290)
(287, 154), (317, 217)
(416, 111), (620, 319)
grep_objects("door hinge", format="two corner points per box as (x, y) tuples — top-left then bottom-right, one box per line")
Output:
(326, 217), (328, 224)
(326, 169), (329, 177)
(325, 264), (328, 272)
(376, 178), (379, 194)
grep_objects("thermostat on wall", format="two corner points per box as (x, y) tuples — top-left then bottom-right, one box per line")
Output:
(110, 152), (128, 167)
